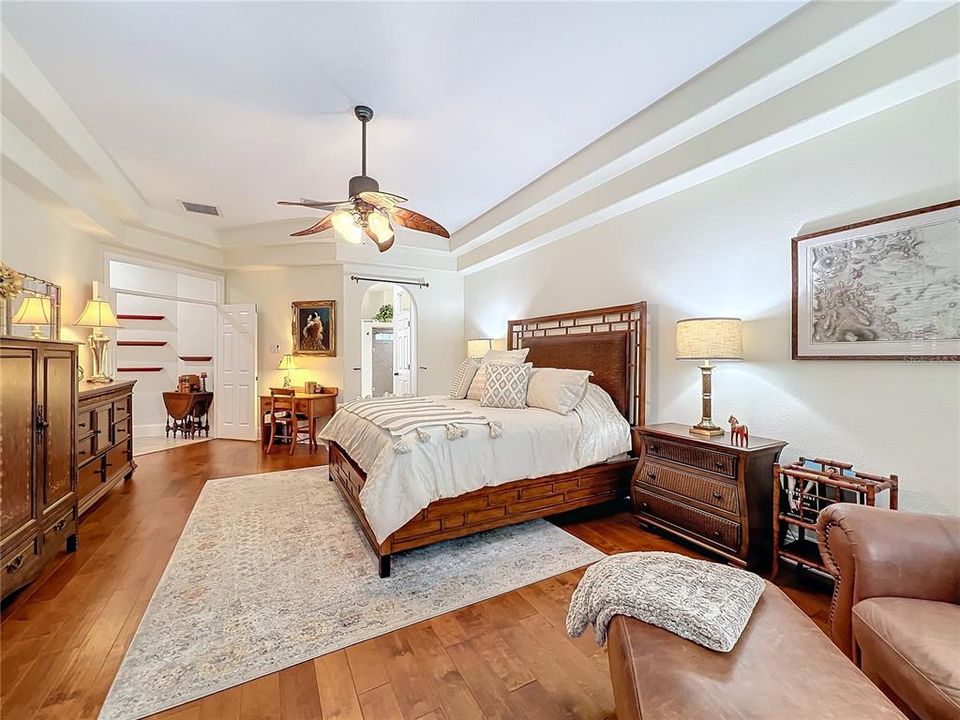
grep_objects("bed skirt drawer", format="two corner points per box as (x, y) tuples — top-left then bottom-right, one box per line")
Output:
(644, 437), (737, 478)
(635, 461), (739, 515)
(634, 489), (740, 553)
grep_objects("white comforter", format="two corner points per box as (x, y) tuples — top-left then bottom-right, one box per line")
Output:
(320, 384), (631, 543)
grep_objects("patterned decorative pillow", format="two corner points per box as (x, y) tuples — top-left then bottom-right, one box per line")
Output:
(449, 358), (479, 399)
(480, 363), (532, 409)
(466, 348), (530, 401)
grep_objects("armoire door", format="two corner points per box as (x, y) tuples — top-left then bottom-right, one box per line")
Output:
(0, 346), (38, 546)
(38, 347), (76, 517)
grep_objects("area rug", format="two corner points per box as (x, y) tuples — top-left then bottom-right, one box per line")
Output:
(100, 467), (604, 720)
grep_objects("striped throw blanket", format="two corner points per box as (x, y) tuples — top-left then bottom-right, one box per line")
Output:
(341, 396), (502, 453)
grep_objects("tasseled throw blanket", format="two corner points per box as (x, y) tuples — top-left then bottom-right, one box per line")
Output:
(565, 551), (765, 652)
(341, 396), (502, 453)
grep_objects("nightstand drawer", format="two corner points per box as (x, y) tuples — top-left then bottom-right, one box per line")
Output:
(644, 437), (737, 478)
(636, 461), (739, 515)
(634, 489), (740, 552)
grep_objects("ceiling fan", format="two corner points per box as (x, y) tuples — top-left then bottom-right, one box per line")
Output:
(277, 105), (450, 253)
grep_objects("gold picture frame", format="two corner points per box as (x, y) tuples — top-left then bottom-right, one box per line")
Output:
(292, 300), (336, 356)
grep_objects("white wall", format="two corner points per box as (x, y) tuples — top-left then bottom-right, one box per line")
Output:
(464, 85), (960, 516)
(225, 264), (344, 393)
(341, 267), (463, 401)
(1, 178), (106, 374)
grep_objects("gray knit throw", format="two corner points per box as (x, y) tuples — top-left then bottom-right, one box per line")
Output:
(566, 551), (765, 652)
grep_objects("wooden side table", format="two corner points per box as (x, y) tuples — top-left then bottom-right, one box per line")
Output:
(632, 423), (787, 571)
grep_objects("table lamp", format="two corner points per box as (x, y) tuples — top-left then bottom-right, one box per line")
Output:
(466, 338), (493, 359)
(12, 295), (52, 339)
(278, 353), (298, 388)
(675, 317), (742, 436)
(75, 295), (121, 384)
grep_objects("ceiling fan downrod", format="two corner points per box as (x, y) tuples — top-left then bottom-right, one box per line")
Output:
(354, 105), (373, 177)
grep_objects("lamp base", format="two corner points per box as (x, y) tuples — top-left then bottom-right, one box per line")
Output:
(689, 422), (724, 437)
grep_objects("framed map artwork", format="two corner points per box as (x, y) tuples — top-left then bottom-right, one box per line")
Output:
(792, 200), (959, 360)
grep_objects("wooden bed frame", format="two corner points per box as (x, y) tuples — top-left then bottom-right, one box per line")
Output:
(329, 302), (648, 576)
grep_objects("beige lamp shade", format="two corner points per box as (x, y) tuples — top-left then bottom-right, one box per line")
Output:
(676, 317), (743, 360)
(12, 295), (53, 325)
(75, 299), (120, 328)
(277, 353), (298, 371)
(466, 337), (494, 359)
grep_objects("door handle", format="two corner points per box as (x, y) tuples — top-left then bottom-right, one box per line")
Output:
(352, 367), (361, 371)
(419, 366), (427, 370)
(35, 406), (49, 434)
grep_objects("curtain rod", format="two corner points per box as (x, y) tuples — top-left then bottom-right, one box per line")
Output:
(349, 274), (429, 289)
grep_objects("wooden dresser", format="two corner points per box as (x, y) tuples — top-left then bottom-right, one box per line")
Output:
(76, 380), (136, 515)
(632, 423), (787, 570)
(1, 338), (78, 601)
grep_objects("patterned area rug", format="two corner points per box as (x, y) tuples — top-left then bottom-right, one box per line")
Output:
(100, 467), (604, 720)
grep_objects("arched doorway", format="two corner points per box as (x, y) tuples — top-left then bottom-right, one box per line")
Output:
(359, 283), (417, 397)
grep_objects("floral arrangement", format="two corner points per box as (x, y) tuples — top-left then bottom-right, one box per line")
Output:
(0, 262), (23, 300)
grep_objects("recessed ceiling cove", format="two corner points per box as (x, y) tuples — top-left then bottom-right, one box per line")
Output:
(3, 1), (802, 233)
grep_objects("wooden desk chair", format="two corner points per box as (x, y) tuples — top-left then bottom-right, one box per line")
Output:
(265, 388), (310, 455)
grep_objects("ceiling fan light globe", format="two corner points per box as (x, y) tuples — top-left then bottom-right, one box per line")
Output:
(342, 224), (363, 244)
(367, 210), (390, 234)
(330, 209), (354, 232)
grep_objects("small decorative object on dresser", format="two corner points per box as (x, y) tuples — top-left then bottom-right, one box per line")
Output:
(77, 380), (136, 515)
(728, 415), (748, 446)
(772, 457), (898, 577)
(675, 317), (743, 436)
(1, 337), (78, 601)
(632, 423), (787, 570)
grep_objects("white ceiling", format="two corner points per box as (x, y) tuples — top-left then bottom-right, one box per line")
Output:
(3, 2), (801, 236)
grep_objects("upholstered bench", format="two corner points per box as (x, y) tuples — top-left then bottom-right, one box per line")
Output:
(608, 580), (904, 720)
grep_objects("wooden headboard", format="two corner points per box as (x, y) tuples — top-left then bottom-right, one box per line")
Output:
(508, 302), (647, 425)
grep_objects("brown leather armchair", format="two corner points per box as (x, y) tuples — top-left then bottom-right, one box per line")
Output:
(817, 503), (960, 720)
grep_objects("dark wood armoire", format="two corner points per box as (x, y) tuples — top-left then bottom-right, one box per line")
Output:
(1, 337), (79, 601)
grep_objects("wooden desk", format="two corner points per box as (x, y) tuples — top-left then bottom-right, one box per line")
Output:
(258, 388), (338, 452)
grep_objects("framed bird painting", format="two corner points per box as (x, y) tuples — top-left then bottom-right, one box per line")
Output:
(292, 300), (336, 357)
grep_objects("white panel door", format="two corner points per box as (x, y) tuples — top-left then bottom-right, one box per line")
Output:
(217, 303), (257, 440)
(393, 311), (411, 396)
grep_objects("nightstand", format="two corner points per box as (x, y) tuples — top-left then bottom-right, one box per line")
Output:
(632, 423), (787, 570)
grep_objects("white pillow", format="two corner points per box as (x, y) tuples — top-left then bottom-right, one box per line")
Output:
(480, 363), (532, 409)
(449, 358), (479, 399)
(526, 368), (593, 414)
(466, 348), (530, 401)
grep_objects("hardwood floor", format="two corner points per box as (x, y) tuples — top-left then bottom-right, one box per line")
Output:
(1, 440), (832, 720)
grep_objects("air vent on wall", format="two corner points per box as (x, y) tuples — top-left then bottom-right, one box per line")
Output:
(178, 200), (221, 217)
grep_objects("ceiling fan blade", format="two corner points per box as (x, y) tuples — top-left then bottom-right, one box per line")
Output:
(364, 226), (395, 253)
(290, 213), (334, 237)
(358, 191), (408, 210)
(389, 207), (450, 239)
(278, 200), (348, 210)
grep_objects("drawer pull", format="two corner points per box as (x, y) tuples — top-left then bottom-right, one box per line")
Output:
(714, 461), (725, 469)
(646, 471), (656, 480)
(79, 450), (87, 457)
(649, 444), (660, 453)
(713, 530), (722, 538)
(712, 491), (723, 500)
(79, 422), (87, 428)
(5, 554), (24, 573)
(52, 518), (67, 533)
(95, 429), (102, 435)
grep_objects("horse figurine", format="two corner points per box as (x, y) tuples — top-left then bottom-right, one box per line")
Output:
(728, 415), (749, 446)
